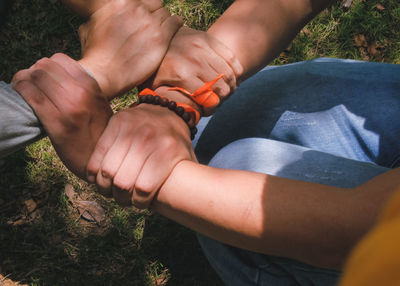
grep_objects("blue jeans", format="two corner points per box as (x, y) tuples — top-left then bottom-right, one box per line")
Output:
(193, 58), (400, 285)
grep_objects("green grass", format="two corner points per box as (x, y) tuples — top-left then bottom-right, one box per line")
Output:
(0, 0), (399, 285)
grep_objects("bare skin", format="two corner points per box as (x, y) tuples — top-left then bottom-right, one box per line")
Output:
(153, 161), (399, 269)
(15, 0), (398, 272)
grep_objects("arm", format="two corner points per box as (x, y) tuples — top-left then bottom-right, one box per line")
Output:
(77, 0), (182, 99)
(207, 0), (334, 80)
(148, 0), (334, 116)
(152, 161), (399, 270)
(12, 53), (113, 179)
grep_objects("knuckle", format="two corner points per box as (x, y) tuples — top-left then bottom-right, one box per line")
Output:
(86, 163), (99, 177)
(151, 29), (163, 42)
(12, 69), (27, 83)
(174, 67), (193, 83)
(138, 124), (156, 142)
(191, 37), (209, 51)
(30, 69), (47, 82)
(33, 57), (51, 69)
(160, 135), (178, 152)
(134, 183), (154, 197)
(225, 50), (236, 64)
(100, 167), (115, 180)
(51, 53), (66, 61)
(135, 4), (148, 17)
(12, 79), (29, 92)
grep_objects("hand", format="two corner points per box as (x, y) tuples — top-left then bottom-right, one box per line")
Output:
(144, 27), (243, 115)
(12, 53), (113, 179)
(86, 103), (197, 209)
(78, 0), (183, 99)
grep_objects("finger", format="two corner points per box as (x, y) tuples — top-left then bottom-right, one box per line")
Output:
(12, 68), (31, 84)
(200, 60), (235, 100)
(50, 53), (100, 92)
(96, 170), (113, 197)
(30, 58), (83, 104)
(155, 73), (205, 95)
(12, 80), (59, 129)
(111, 129), (155, 203)
(141, 0), (163, 12)
(96, 128), (135, 191)
(86, 119), (120, 183)
(151, 7), (172, 25)
(207, 36), (244, 80)
(132, 150), (177, 209)
(28, 69), (67, 110)
(159, 14), (184, 41)
(89, 0), (133, 23)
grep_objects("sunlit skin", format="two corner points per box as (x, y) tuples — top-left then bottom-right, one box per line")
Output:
(77, 0), (182, 99)
(86, 0), (400, 270)
(153, 162), (400, 270)
(13, 0), (400, 272)
(15, 55), (400, 270)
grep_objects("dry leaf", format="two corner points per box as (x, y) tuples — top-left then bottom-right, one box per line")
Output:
(301, 28), (311, 36)
(376, 3), (385, 10)
(155, 271), (169, 286)
(65, 183), (78, 203)
(8, 217), (26, 226)
(354, 34), (368, 47)
(341, 0), (353, 8)
(23, 199), (37, 213)
(0, 274), (28, 286)
(76, 200), (106, 224)
(64, 184), (105, 224)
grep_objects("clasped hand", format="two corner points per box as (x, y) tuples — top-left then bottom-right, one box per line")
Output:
(13, 0), (243, 209)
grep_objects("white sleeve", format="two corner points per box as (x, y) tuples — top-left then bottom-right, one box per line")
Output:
(0, 81), (44, 157)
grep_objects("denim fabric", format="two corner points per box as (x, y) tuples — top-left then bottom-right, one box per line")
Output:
(194, 58), (400, 285)
(195, 58), (400, 167)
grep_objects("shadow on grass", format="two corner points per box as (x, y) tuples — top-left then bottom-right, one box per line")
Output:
(0, 148), (221, 285)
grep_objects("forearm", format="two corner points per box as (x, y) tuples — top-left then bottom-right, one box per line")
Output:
(0, 82), (44, 158)
(208, 0), (334, 80)
(152, 161), (398, 269)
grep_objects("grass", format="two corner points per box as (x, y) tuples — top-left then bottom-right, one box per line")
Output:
(0, 0), (399, 285)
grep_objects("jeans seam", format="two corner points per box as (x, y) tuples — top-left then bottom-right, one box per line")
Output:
(390, 153), (400, 168)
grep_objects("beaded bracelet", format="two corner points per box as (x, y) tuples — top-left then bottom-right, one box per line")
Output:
(137, 88), (200, 140)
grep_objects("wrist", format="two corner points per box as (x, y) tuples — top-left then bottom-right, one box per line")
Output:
(154, 86), (202, 116)
(78, 58), (111, 100)
(137, 89), (200, 139)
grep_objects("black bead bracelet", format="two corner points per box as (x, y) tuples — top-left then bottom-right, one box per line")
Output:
(137, 93), (198, 140)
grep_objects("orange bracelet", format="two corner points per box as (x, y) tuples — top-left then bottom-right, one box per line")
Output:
(137, 88), (200, 139)
(168, 74), (224, 110)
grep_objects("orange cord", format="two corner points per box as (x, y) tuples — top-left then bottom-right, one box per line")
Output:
(168, 74), (223, 109)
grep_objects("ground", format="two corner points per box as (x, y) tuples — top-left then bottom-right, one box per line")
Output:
(0, 0), (399, 285)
